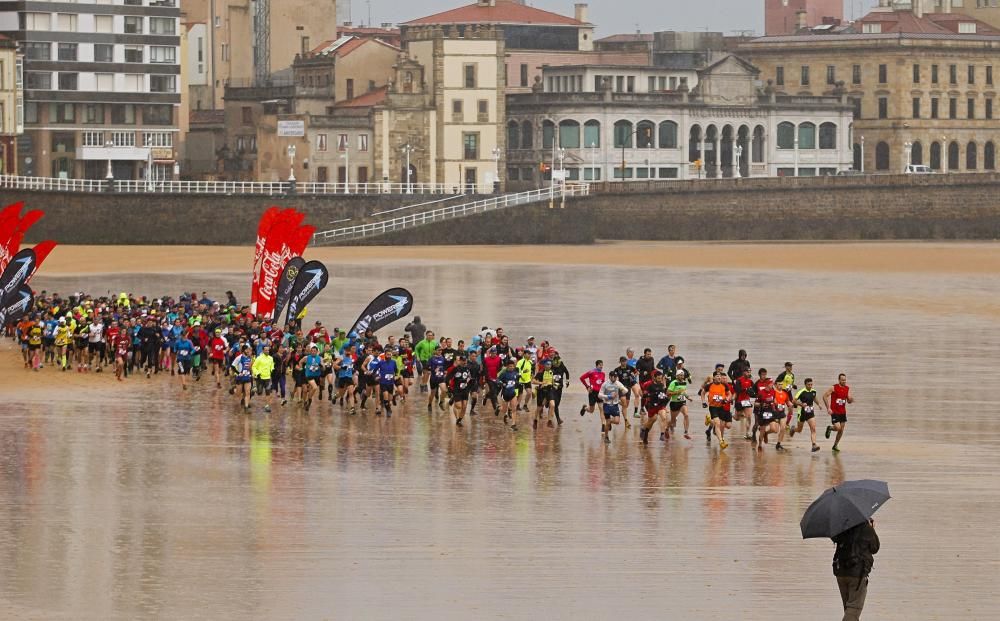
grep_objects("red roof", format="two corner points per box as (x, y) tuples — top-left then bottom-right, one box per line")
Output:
(596, 33), (654, 44)
(334, 86), (389, 108)
(404, 1), (584, 27)
(309, 36), (399, 58)
(859, 10), (999, 35)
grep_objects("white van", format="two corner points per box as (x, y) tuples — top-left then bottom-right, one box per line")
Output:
(905, 164), (933, 174)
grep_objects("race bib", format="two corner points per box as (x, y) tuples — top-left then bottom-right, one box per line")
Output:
(804, 406), (814, 414)
(739, 399), (752, 409)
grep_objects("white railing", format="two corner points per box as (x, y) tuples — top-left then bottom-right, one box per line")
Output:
(312, 184), (590, 245)
(296, 181), (483, 195)
(114, 179), (289, 195)
(143, 131), (174, 147)
(0, 174), (108, 193)
(111, 131), (136, 147)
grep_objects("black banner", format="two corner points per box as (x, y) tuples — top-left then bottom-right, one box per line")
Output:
(286, 260), (329, 325)
(0, 248), (36, 302)
(272, 256), (305, 324)
(350, 288), (414, 336)
(0, 284), (34, 327)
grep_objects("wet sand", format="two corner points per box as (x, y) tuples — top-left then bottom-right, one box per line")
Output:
(2, 244), (1000, 620)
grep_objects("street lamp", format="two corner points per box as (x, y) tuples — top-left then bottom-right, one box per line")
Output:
(105, 139), (114, 192)
(557, 147), (566, 209)
(903, 141), (913, 172)
(492, 146), (502, 193)
(286, 144), (297, 182)
(734, 143), (744, 179)
(339, 149), (350, 193)
(588, 141), (598, 183)
(859, 135), (865, 173)
(401, 143), (416, 193)
(942, 135), (948, 174)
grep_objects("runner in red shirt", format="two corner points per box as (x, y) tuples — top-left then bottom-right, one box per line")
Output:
(639, 371), (671, 445)
(823, 373), (855, 452)
(578, 360), (606, 417)
(732, 367), (755, 441)
(482, 347), (502, 413)
(753, 369), (776, 450)
(208, 329), (228, 388)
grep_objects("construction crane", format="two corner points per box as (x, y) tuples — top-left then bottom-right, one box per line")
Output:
(253, 0), (270, 84)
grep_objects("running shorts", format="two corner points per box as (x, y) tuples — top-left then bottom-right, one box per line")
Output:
(535, 387), (553, 406)
(603, 404), (620, 419)
(709, 406), (732, 423)
(669, 401), (685, 412)
(736, 398), (753, 411)
(519, 382), (532, 393)
(176, 361), (190, 375)
(646, 406), (665, 418)
(256, 378), (272, 395)
(337, 376), (354, 389)
(452, 390), (470, 402)
(800, 406), (816, 422)
(88, 342), (102, 354)
(502, 390), (518, 403)
(830, 413), (847, 425)
(588, 390), (600, 407)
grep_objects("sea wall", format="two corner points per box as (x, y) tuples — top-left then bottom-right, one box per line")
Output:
(10, 173), (1000, 245)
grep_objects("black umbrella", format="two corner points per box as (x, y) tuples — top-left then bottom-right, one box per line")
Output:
(800, 479), (890, 539)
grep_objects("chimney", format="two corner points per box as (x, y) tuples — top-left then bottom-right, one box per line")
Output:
(476, 0), (496, 7)
(914, 0), (923, 19)
(795, 10), (808, 32)
(575, 3), (589, 24)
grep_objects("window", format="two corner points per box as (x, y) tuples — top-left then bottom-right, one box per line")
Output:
(337, 134), (348, 151)
(613, 120), (633, 148)
(852, 64), (861, 85)
(25, 72), (51, 90)
(150, 75), (176, 93)
(150, 46), (176, 63)
(615, 76), (624, 92)
(241, 106), (252, 125)
(56, 13), (77, 32)
(583, 120), (600, 148)
(24, 13), (50, 31)
(931, 64), (939, 84)
(878, 97), (888, 119)
(987, 99), (994, 119)
(930, 142), (942, 170)
(800, 66), (809, 86)
(875, 141), (890, 171)
(959, 22), (977, 34)
(798, 122), (816, 149)
(558, 120), (580, 149)
(878, 64), (887, 84)
(913, 97), (921, 118)
(358, 135), (368, 152)
(463, 132), (479, 160)
(346, 78), (354, 100)
(477, 99), (488, 122)
(521, 121), (533, 148)
(95, 73), (113, 92)
(950, 64), (958, 84)
(776, 122), (795, 149)
(23, 102), (36, 125)
(968, 65), (976, 84)
(636, 121), (654, 148)
(776, 66), (784, 86)
(95, 15), (113, 33)
(58, 73), (78, 91)
(819, 123), (837, 150)
(542, 120), (555, 149)
(626, 76), (635, 93)
(451, 99), (463, 122)
(658, 121), (678, 149)
(51, 133), (75, 154)
(913, 64), (920, 83)
(658, 168), (678, 179)
(584, 167), (601, 181)
(51, 103), (75, 124)
(84, 104), (104, 124)
(520, 64), (528, 87)
(316, 133), (327, 152)
(648, 76), (656, 93)
(826, 65), (836, 85)
(967, 142), (978, 170)
(931, 97), (939, 119)
(125, 46), (144, 63)
(968, 98), (976, 119)
(143, 105), (172, 125)
(852, 97), (862, 119)
(862, 22), (881, 34)
(150, 17), (176, 35)
(949, 142), (960, 170)
(24, 42), (50, 61)
(988, 66), (994, 85)
(985, 141), (996, 170)
(507, 121), (519, 149)
(950, 97), (958, 119)
(464, 64), (477, 88)
(507, 167), (520, 181)
(124, 16), (143, 34)
(111, 105), (136, 125)
(94, 44), (113, 63)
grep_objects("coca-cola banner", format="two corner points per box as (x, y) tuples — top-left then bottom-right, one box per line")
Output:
(286, 260), (329, 325)
(350, 288), (414, 336)
(0, 284), (33, 327)
(271, 256), (305, 324)
(250, 206), (280, 311)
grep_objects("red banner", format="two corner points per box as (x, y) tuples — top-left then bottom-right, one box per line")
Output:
(249, 206), (280, 312)
(253, 209), (307, 319)
(27, 240), (57, 282)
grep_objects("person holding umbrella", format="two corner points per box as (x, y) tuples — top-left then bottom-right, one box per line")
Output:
(801, 479), (888, 621)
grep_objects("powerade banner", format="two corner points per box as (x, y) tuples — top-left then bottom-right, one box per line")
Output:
(286, 260), (329, 325)
(0, 284), (33, 327)
(271, 256), (305, 324)
(350, 288), (414, 335)
(0, 248), (36, 303)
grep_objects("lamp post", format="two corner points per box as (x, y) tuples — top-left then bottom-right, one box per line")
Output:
(105, 139), (115, 192)
(942, 135), (948, 174)
(588, 141), (598, 183)
(859, 135), (865, 173)
(903, 141), (913, 173)
(557, 147), (566, 209)
(401, 143), (416, 193)
(734, 143), (744, 179)
(492, 146), (502, 193)
(287, 144), (297, 182)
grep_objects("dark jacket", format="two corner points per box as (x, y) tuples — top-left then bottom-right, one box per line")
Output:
(405, 317), (426, 345)
(832, 521), (880, 578)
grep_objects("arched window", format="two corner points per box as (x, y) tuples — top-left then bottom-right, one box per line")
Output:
(689, 125), (702, 162)
(613, 120), (634, 148)
(910, 141), (923, 166)
(658, 121), (678, 149)
(542, 120), (555, 149)
(559, 120), (580, 149)
(521, 121), (533, 149)
(875, 141), (890, 171)
(930, 142), (942, 170)
(853, 143), (862, 171)
(777, 122), (795, 149)
(583, 120), (600, 148)
(752, 126), (765, 162)
(985, 141), (996, 170)
(966, 141), (978, 170)
(636, 120), (655, 148)
(798, 122), (816, 149)
(948, 141), (960, 170)
(507, 121), (520, 150)
(819, 122), (837, 149)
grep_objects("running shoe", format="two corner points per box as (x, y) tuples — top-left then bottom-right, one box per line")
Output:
(789, 426), (796, 438)
(683, 433), (692, 440)
(579, 406), (586, 417)
(704, 414), (711, 426)
(705, 426), (712, 442)
(532, 419), (538, 430)
(510, 424), (518, 432)
(660, 432), (665, 441)
(825, 426), (832, 439)
(547, 420), (554, 429)
(639, 428), (648, 444)
(720, 439), (729, 450)
(812, 444), (820, 452)
(775, 443), (785, 452)
(603, 434), (610, 444)
(831, 445), (840, 452)
(456, 418), (462, 427)
(264, 405), (271, 413)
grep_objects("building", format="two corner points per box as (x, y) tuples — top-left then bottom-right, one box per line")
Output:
(295, 36), (401, 108)
(765, 0), (844, 35)
(337, 25), (402, 48)
(506, 55), (854, 186)
(265, 0), (338, 79)
(742, 5), (1000, 173)
(1, 2), (182, 180)
(182, 0), (253, 111)
(900, 0), (1000, 31)
(0, 37), (23, 175)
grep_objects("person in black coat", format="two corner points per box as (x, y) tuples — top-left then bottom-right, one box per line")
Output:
(832, 519), (880, 620)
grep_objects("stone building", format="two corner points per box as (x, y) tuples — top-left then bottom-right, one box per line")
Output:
(765, 0), (843, 36)
(0, 36), (22, 175)
(742, 6), (1000, 173)
(506, 55), (854, 187)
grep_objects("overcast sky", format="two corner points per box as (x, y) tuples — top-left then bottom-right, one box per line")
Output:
(356, 0), (881, 36)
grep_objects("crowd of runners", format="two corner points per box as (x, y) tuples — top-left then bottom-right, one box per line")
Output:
(6, 290), (856, 452)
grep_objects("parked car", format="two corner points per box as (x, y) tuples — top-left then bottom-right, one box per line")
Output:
(905, 164), (933, 174)
(835, 169), (865, 176)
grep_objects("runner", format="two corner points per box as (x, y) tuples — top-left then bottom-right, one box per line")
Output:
(667, 370), (692, 440)
(578, 360), (606, 418)
(753, 369), (778, 451)
(298, 344), (323, 413)
(732, 367), (756, 441)
(549, 351), (571, 421)
(702, 371), (734, 449)
(231, 345), (254, 411)
(272, 344), (289, 406)
(54, 317), (72, 372)
(252, 344), (275, 412)
(639, 370), (671, 445)
(516, 348), (534, 412)
(335, 344), (358, 414)
(481, 346), (502, 415)
(414, 330), (437, 393)
(699, 363), (728, 441)
(532, 358), (558, 428)
(790, 377), (822, 452)
(208, 329), (228, 388)
(376, 348), (399, 418)
(823, 373), (854, 452)
(773, 381), (793, 452)
(174, 331), (195, 391)
(727, 349), (751, 382)
(598, 369), (626, 443)
(497, 360), (520, 430)
(445, 354), (473, 426)
(426, 346), (448, 412)
(112, 320), (130, 381)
